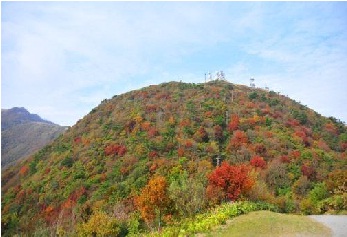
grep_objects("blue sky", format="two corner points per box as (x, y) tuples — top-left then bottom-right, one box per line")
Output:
(2, 2), (347, 126)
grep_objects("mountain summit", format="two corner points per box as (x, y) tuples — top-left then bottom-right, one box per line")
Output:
(2, 81), (346, 236)
(1, 107), (66, 168)
(1, 107), (55, 130)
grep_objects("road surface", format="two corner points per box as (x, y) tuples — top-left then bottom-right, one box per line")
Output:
(310, 215), (347, 237)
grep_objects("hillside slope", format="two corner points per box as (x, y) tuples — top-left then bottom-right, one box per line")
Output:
(1, 107), (66, 168)
(2, 81), (346, 236)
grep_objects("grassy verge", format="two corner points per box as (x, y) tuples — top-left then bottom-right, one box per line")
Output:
(204, 210), (332, 237)
(145, 202), (278, 237)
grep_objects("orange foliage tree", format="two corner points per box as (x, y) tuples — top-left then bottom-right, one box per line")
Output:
(207, 162), (254, 202)
(135, 176), (170, 229)
(19, 165), (29, 176)
(227, 114), (239, 132)
(227, 130), (248, 151)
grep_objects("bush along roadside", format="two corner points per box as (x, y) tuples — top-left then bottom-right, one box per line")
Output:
(145, 201), (279, 237)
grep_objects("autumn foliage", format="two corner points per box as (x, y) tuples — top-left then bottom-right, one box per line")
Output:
(227, 130), (248, 151)
(228, 114), (240, 132)
(135, 176), (170, 226)
(2, 81), (347, 236)
(250, 156), (267, 169)
(104, 143), (127, 156)
(207, 162), (254, 201)
(19, 165), (29, 176)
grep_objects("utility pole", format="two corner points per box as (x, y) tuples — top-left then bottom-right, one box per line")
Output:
(225, 110), (229, 125)
(216, 155), (221, 166)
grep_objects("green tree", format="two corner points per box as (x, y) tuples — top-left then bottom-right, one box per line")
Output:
(168, 172), (207, 218)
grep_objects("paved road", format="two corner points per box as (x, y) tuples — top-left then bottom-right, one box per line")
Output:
(310, 215), (347, 237)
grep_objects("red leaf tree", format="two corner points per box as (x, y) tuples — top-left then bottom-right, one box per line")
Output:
(104, 143), (127, 157)
(301, 163), (316, 181)
(250, 156), (267, 169)
(207, 162), (254, 202)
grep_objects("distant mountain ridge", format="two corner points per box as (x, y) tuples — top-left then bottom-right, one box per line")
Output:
(1, 107), (55, 131)
(1, 107), (66, 169)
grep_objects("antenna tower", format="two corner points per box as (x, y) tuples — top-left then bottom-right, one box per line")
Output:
(219, 71), (225, 80)
(214, 71), (226, 81)
(250, 78), (255, 88)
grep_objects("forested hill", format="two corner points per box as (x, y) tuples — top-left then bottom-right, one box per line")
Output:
(2, 80), (346, 236)
(1, 107), (66, 169)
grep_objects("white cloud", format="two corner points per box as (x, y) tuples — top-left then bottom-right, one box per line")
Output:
(2, 2), (347, 125)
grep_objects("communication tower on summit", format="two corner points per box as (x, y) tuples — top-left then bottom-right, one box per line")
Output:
(215, 71), (226, 81)
(219, 71), (225, 80)
(205, 71), (226, 82)
(250, 78), (255, 88)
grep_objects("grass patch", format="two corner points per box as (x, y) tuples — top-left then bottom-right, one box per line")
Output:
(204, 211), (332, 237)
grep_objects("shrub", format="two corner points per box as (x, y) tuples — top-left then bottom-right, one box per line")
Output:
(309, 182), (329, 203)
(300, 198), (316, 214)
(61, 156), (73, 168)
(249, 92), (258, 100)
(77, 211), (120, 236)
(320, 193), (347, 213)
